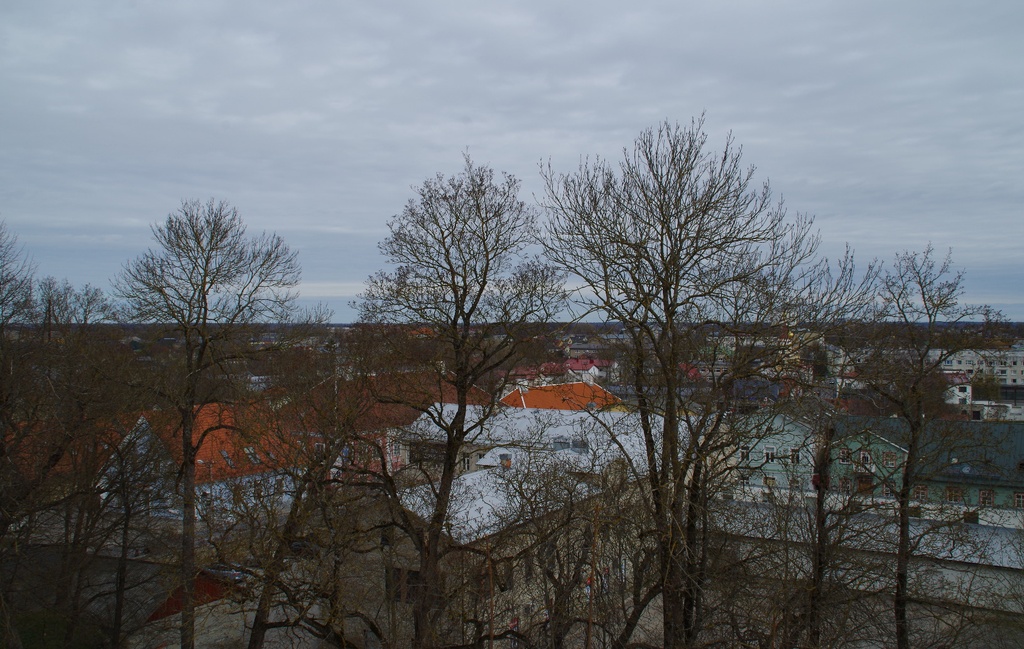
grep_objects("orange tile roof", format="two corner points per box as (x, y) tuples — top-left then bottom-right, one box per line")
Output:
(499, 382), (621, 411)
(3, 416), (136, 484)
(144, 403), (292, 484)
(144, 386), (430, 484)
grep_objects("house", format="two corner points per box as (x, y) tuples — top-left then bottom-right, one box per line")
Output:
(964, 400), (1024, 422)
(941, 369), (1024, 422)
(506, 362), (569, 387)
(731, 414), (815, 496)
(831, 417), (1024, 525)
(830, 417), (907, 499)
(564, 341), (608, 360)
(727, 413), (1024, 515)
(396, 404), (649, 478)
(563, 357), (617, 384)
(944, 372), (973, 407)
(397, 407), (658, 647)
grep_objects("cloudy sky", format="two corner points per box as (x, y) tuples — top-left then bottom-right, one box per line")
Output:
(2, 1), (1021, 321)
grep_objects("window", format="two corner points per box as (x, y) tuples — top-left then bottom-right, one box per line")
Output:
(839, 448), (852, 465)
(460, 455), (470, 472)
(220, 449), (236, 469)
(957, 386), (967, 393)
(737, 472), (751, 486)
(883, 452), (897, 469)
(739, 446), (751, 462)
(859, 450), (872, 467)
(979, 489), (994, 506)
(764, 476), (777, 488)
(945, 486), (964, 503)
(243, 446), (262, 465)
(495, 559), (514, 592)
(788, 448), (800, 465)
(764, 446), (777, 463)
(857, 476), (873, 494)
(839, 477), (852, 494)
(882, 482), (894, 498)
(1015, 492), (1024, 508)
(388, 568), (422, 604)
(913, 485), (929, 501)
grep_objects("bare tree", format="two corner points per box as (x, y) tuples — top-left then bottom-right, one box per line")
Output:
(543, 118), (871, 648)
(483, 444), (659, 649)
(0, 221), (37, 533)
(357, 156), (565, 648)
(219, 343), (397, 649)
(114, 199), (307, 649)
(30, 280), (130, 647)
(712, 405), (893, 649)
(0, 270), (152, 648)
(0, 222), (36, 649)
(847, 246), (999, 649)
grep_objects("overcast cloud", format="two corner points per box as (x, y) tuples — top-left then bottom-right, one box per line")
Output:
(2, 1), (1021, 320)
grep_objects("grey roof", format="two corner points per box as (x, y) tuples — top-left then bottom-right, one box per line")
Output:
(836, 416), (1024, 488)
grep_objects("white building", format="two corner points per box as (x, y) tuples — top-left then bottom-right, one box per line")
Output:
(935, 343), (1024, 386)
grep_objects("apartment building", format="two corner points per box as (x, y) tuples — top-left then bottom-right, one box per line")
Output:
(935, 342), (1024, 386)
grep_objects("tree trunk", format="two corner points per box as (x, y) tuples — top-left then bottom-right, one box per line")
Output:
(0, 591), (24, 649)
(180, 417), (197, 649)
(894, 432), (916, 649)
(680, 459), (705, 647)
(413, 530), (445, 649)
(112, 502), (131, 649)
(662, 544), (687, 649)
(247, 493), (308, 649)
(806, 464), (830, 647)
(247, 603), (271, 649)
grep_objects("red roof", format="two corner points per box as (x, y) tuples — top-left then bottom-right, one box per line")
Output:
(678, 363), (703, 381)
(147, 571), (229, 622)
(564, 357), (613, 372)
(500, 382), (621, 411)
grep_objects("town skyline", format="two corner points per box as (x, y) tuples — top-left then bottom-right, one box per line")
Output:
(2, 1), (1022, 321)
